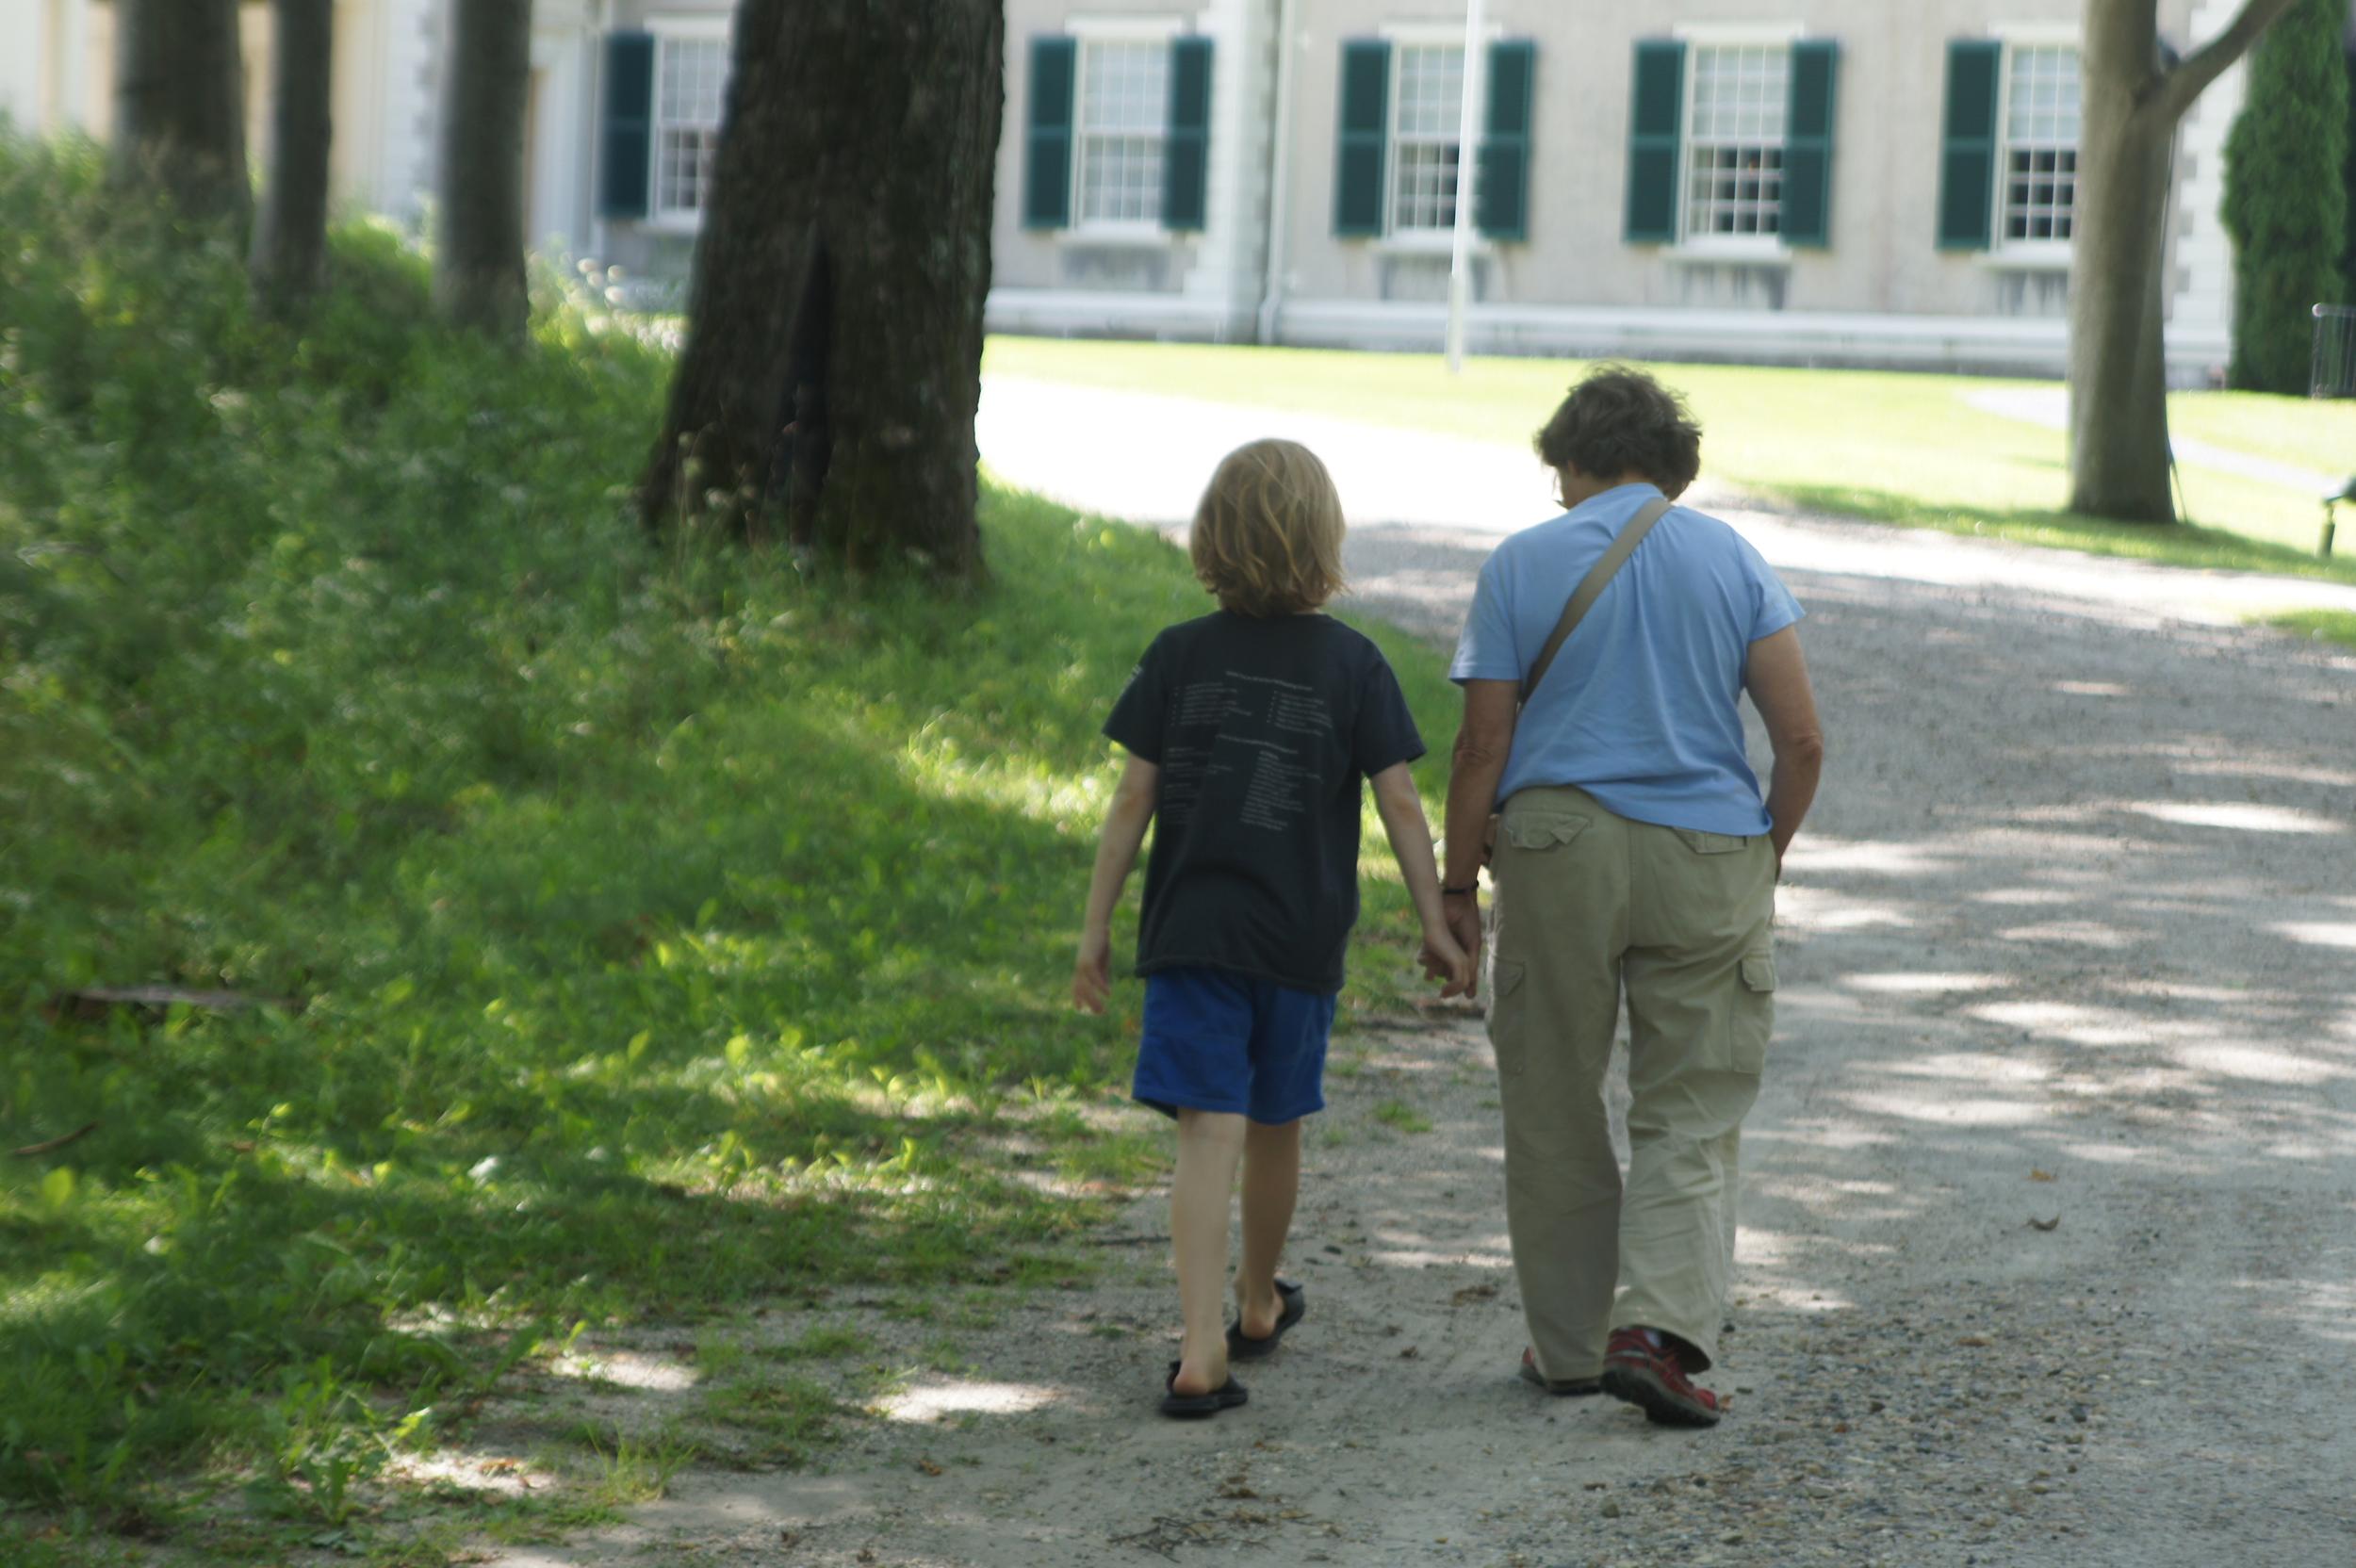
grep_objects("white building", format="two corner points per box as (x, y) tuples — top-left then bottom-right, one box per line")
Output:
(0, 0), (2278, 380)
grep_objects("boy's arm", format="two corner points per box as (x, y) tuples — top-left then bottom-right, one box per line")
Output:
(1369, 762), (1475, 997)
(1073, 753), (1160, 1014)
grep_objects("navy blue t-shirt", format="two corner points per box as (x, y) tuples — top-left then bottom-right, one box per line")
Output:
(1104, 612), (1425, 993)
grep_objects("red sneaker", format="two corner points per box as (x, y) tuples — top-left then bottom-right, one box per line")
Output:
(1600, 1327), (1724, 1428)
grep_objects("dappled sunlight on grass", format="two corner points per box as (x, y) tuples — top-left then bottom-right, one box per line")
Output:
(550, 1350), (700, 1395)
(875, 1378), (1066, 1424)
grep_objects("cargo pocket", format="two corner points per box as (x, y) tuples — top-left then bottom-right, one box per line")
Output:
(1724, 951), (1776, 1074)
(1502, 811), (1590, 853)
(1674, 827), (1749, 856)
(1487, 959), (1529, 1078)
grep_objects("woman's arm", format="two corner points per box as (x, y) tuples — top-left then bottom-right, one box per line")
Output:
(1073, 754), (1160, 1013)
(1742, 627), (1825, 872)
(1439, 679), (1520, 998)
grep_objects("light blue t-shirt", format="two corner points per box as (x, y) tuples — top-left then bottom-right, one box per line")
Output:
(1448, 483), (1804, 836)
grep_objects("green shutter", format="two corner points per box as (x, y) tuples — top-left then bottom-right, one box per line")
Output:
(598, 31), (654, 220)
(1333, 40), (1390, 237)
(1625, 40), (1685, 244)
(1477, 40), (1535, 241)
(1782, 40), (1839, 247)
(1023, 37), (1077, 230)
(1164, 37), (1214, 231)
(1937, 40), (2003, 251)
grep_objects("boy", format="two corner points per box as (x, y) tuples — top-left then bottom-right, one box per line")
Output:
(1072, 438), (1472, 1419)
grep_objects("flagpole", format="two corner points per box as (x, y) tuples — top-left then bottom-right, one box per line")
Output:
(1445, 0), (1487, 374)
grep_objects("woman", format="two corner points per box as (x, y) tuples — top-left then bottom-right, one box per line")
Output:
(1441, 366), (1824, 1428)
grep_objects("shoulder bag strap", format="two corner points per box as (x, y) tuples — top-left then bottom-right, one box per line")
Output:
(1518, 496), (1674, 706)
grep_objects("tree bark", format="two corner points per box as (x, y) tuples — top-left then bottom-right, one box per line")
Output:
(644, 0), (1005, 583)
(111, 0), (250, 234)
(2068, 0), (2301, 522)
(434, 0), (533, 339)
(251, 0), (335, 314)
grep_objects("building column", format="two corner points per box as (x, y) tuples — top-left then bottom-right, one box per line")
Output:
(1180, 0), (1276, 341)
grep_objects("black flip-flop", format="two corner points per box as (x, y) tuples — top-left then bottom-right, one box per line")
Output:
(1225, 1279), (1305, 1360)
(1160, 1361), (1249, 1419)
(1518, 1348), (1602, 1397)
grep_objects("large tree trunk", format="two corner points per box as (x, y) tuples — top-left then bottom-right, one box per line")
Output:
(112, 0), (250, 234)
(2068, 0), (2302, 522)
(434, 0), (532, 339)
(645, 0), (1005, 582)
(2068, 12), (2178, 522)
(251, 0), (335, 314)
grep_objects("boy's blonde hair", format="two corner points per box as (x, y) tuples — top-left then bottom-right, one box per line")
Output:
(1188, 439), (1347, 617)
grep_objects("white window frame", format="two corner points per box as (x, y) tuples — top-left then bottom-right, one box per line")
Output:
(1990, 32), (2083, 265)
(644, 17), (732, 233)
(1668, 23), (1805, 260)
(1364, 21), (1504, 251)
(1384, 39), (1467, 239)
(1066, 16), (1184, 239)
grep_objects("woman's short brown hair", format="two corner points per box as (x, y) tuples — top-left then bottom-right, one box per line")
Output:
(1533, 365), (1703, 498)
(1189, 439), (1348, 617)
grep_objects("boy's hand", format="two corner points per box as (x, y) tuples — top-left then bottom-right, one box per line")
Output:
(1418, 927), (1474, 998)
(1072, 929), (1113, 1014)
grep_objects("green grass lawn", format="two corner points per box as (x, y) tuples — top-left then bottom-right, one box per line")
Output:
(0, 142), (1459, 1560)
(985, 337), (2356, 583)
(2268, 609), (2356, 649)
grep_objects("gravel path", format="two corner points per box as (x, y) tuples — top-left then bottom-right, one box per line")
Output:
(483, 384), (2356, 1568)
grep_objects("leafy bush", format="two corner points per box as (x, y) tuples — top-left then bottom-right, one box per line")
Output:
(0, 133), (1457, 1540)
(2222, 0), (2351, 393)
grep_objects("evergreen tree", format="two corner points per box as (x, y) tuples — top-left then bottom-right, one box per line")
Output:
(2340, 35), (2356, 299)
(2221, 0), (2349, 393)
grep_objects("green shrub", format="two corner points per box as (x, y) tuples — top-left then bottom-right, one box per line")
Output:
(0, 131), (1457, 1538)
(2222, 0), (2351, 393)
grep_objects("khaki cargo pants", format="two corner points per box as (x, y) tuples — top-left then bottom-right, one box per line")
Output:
(1487, 785), (1776, 1380)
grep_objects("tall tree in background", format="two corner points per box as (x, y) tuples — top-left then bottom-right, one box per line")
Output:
(2223, 0), (2348, 392)
(251, 0), (335, 314)
(434, 0), (532, 338)
(2336, 25), (2356, 300)
(111, 0), (249, 232)
(2069, 0), (2300, 523)
(644, 0), (1005, 581)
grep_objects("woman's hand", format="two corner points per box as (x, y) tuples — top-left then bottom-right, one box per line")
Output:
(1439, 894), (1483, 1000)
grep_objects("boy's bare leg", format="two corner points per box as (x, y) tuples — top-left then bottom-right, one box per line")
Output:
(1235, 1118), (1302, 1338)
(1170, 1108), (1247, 1396)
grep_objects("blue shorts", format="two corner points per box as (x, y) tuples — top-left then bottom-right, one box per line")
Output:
(1133, 967), (1336, 1125)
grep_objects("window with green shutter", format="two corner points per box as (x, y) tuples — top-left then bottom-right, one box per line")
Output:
(1478, 40), (1535, 242)
(1023, 37), (1078, 230)
(1625, 40), (1685, 244)
(1782, 40), (1839, 248)
(598, 32), (655, 220)
(1164, 37), (1214, 232)
(1937, 40), (2003, 251)
(1333, 40), (1390, 237)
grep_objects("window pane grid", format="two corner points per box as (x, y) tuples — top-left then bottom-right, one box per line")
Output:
(1686, 44), (1789, 239)
(1391, 44), (1464, 233)
(1077, 41), (1168, 224)
(653, 38), (728, 218)
(2003, 45), (2081, 243)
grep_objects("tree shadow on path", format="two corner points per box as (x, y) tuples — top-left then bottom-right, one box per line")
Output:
(477, 519), (2356, 1568)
